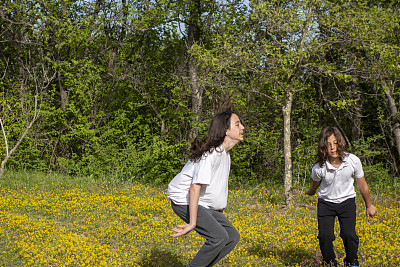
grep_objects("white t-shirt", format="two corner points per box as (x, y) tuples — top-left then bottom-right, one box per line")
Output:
(167, 145), (231, 211)
(312, 153), (364, 203)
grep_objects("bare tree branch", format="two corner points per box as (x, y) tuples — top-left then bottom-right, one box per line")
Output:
(0, 95), (38, 177)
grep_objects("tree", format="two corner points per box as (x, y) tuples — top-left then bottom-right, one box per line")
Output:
(0, 96), (38, 177)
(313, 0), (400, 171)
(0, 0), (57, 176)
(191, 0), (325, 204)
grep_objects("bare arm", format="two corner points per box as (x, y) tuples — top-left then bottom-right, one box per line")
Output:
(356, 176), (376, 217)
(305, 180), (321, 196)
(170, 183), (201, 237)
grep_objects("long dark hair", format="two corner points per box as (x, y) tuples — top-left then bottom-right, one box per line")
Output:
(189, 111), (233, 162)
(317, 126), (346, 167)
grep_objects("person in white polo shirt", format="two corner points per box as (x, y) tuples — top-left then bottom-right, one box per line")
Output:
(305, 126), (376, 267)
(167, 110), (244, 267)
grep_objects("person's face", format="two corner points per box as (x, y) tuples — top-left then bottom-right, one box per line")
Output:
(327, 134), (339, 161)
(226, 113), (245, 142)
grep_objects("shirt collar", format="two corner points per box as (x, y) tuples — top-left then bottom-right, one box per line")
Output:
(326, 154), (349, 170)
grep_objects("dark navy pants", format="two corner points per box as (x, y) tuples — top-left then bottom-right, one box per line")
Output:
(317, 197), (359, 267)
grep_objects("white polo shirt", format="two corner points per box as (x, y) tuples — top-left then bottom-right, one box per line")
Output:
(167, 145), (231, 211)
(312, 153), (364, 203)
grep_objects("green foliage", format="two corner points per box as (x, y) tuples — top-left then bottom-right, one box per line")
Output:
(137, 138), (187, 184)
(351, 135), (388, 162)
(230, 126), (283, 186)
(363, 163), (399, 192)
(1, 0), (399, 185)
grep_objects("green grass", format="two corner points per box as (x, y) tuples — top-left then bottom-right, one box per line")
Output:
(0, 172), (399, 266)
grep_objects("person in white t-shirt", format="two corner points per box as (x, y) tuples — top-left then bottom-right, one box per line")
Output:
(305, 126), (376, 267)
(167, 111), (245, 267)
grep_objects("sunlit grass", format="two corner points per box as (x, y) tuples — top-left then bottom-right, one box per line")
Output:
(0, 173), (399, 266)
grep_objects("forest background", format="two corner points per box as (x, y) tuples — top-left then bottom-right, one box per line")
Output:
(1, 0), (400, 201)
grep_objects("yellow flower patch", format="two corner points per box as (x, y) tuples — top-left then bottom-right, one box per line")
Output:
(0, 184), (398, 266)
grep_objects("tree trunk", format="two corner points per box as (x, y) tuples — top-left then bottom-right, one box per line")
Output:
(383, 81), (400, 158)
(283, 88), (293, 206)
(59, 71), (68, 110)
(188, 0), (203, 142)
(351, 83), (362, 142)
(189, 60), (203, 141)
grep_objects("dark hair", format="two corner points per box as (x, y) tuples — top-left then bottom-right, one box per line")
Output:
(317, 126), (346, 167)
(189, 111), (233, 162)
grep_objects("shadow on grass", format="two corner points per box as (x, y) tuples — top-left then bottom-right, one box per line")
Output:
(248, 243), (319, 266)
(136, 248), (186, 267)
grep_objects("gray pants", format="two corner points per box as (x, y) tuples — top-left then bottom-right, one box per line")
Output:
(171, 201), (240, 267)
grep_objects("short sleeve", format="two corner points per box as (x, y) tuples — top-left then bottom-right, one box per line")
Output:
(351, 154), (364, 179)
(192, 154), (214, 185)
(311, 164), (323, 182)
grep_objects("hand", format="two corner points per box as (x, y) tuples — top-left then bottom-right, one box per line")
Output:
(366, 204), (377, 218)
(170, 224), (196, 238)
